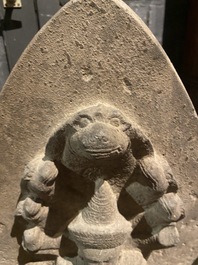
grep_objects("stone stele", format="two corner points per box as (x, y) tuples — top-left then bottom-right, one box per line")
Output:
(0, 0), (197, 264)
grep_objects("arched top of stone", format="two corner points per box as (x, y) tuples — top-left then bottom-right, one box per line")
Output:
(0, 0), (197, 264)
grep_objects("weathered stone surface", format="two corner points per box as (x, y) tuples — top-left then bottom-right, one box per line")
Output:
(0, 0), (197, 264)
(13, 103), (184, 264)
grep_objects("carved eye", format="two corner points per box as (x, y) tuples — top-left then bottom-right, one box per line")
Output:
(110, 117), (120, 127)
(79, 117), (92, 128)
(94, 112), (104, 121)
(73, 115), (93, 129)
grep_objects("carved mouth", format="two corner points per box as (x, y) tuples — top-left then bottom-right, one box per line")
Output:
(86, 146), (123, 159)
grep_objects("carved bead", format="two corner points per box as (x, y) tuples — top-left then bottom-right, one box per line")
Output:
(23, 226), (44, 252)
(22, 157), (58, 200)
(22, 197), (42, 220)
(21, 197), (49, 225)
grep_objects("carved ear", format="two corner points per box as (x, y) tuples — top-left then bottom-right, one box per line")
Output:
(45, 125), (68, 161)
(129, 126), (154, 159)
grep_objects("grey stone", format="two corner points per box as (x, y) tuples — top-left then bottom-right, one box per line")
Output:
(0, 36), (9, 91)
(125, 0), (165, 43)
(148, 3), (165, 43)
(0, 0), (197, 264)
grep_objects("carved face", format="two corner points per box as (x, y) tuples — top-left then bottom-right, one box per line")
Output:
(61, 104), (131, 169)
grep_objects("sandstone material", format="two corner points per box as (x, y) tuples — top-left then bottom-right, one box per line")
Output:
(0, 0), (197, 264)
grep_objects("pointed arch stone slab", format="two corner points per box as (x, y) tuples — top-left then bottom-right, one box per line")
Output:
(0, 0), (197, 264)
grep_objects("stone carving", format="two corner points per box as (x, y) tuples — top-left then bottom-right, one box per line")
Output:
(15, 103), (184, 264)
(56, 180), (146, 265)
(15, 158), (61, 254)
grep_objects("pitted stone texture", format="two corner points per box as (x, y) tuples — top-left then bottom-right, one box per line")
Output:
(16, 104), (184, 263)
(0, 0), (197, 264)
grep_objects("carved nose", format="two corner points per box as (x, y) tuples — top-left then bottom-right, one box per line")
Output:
(83, 133), (110, 147)
(80, 123), (116, 149)
(77, 121), (127, 152)
(94, 135), (109, 144)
